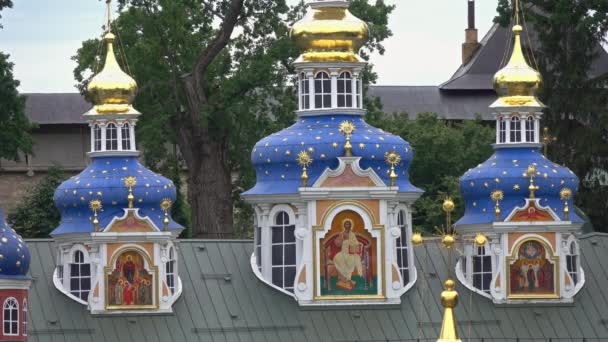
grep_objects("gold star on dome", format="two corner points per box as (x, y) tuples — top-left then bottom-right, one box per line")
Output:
(332, 142), (338, 148)
(513, 184), (520, 190)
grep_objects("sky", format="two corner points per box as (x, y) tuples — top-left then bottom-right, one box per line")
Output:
(0, 0), (500, 93)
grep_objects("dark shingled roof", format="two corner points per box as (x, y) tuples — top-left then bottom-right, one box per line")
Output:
(24, 93), (89, 125)
(440, 24), (608, 90)
(368, 86), (497, 120)
(25, 234), (608, 341)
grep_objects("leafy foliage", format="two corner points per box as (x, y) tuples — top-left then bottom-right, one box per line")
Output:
(8, 166), (67, 238)
(496, 0), (608, 231)
(368, 112), (495, 231)
(73, 0), (395, 237)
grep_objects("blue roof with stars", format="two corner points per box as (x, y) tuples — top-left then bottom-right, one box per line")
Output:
(0, 208), (30, 279)
(244, 114), (423, 196)
(456, 146), (581, 226)
(52, 156), (183, 235)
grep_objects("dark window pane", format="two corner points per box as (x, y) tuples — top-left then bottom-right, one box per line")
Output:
(396, 237), (402, 246)
(82, 291), (90, 300)
(11, 322), (16, 333)
(272, 267), (283, 287)
(323, 79), (331, 90)
(482, 256), (492, 272)
(81, 265), (91, 277)
(473, 274), (482, 289)
(346, 80), (352, 93)
(71, 278), (80, 290)
(338, 80), (345, 93)
(401, 269), (409, 284)
(272, 228), (283, 243)
(338, 96), (345, 107)
(483, 273), (492, 291)
(315, 95), (322, 108)
(323, 95), (331, 108)
(82, 277), (91, 290)
(315, 80), (322, 91)
(285, 225), (296, 243)
(346, 96), (352, 107)
(473, 258), (481, 273)
(284, 244), (296, 265)
(4, 310), (9, 321)
(284, 267), (296, 288)
(401, 249), (409, 268)
(272, 245), (283, 265)
(256, 247), (262, 267)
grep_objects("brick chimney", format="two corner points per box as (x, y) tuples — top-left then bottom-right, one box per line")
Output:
(462, 0), (481, 65)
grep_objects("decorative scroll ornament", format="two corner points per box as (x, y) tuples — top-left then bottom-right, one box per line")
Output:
(89, 199), (103, 232)
(124, 176), (137, 208)
(560, 188), (572, 221)
(384, 151), (401, 187)
(338, 121), (355, 157)
(296, 151), (313, 187)
(524, 165), (539, 199)
(490, 189), (504, 222)
(160, 199), (173, 231)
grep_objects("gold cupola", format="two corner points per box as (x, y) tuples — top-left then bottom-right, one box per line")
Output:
(290, 0), (369, 63)
(87, 31), (138, 115)
(492, 2), (544, 108)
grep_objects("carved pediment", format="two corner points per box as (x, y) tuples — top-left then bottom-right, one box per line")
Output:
(105, 210), (158, 233)
(505, 199), (559, 223)
(313, 157), (386, 188)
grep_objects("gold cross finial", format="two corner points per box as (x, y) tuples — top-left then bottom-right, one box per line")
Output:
(160, 199), (173, 231)
(124, 176), (136, 208)
(514, 0), (520, 26)
(542, 127), (557, 155)
(89, 199), (102, 232)
(560, 188), (572, 221)
(491, 190), (504, 222)
(296, 151), (313, 187)
(338, 121), (355, 157)
(384, 151), (401, 187)
(105, 0), (112, 33)
(525, 165), (539, 198)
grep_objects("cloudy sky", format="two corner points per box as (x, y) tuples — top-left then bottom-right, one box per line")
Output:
(0, 0), (500, 93)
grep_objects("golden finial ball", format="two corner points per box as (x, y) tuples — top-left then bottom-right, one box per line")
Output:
(296, 151), (313, 168)
(411, 232), (424, 246)
(339, 121), (355, 136)
(160, 199), (173, 211)
(124, 176), (137, 188)
(474, 233), (488, 246)
(444, 279), (456, 291)
(525, 165), (538, 178)
(442, 197), (455, 213)
(384, 151), (401, 166)
(442, 234), (456, 249)
(89, 199), (102, 211)
(560, 188), (572, 201)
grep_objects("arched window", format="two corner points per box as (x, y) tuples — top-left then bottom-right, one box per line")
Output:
(121, 123), (131, 150)
(300, 72), (310, 110)
(70, 250), (91, 301)
(106, 123), (118, 151)
(3, 298), (18, 336)
(22, 300), (27, 337)
(314, 72), (331, 109)
(165, 247), (176, 294)
(498, 117), (507, 143)
(337, 72), (353, 108)
(525, 116), (535, 142)
(93, 124), (102, 151)
(566, 242), (579, 285)
(472, 245), (492, 293)
(395, 210), (409, 284)
(510, 116), (521, 142)
(271, 211), (296, 292)
(255, 226), (262, 272)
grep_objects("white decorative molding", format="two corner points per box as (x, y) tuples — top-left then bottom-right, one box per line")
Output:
(101, 208), (161, 233)
(312, 157), (386, 188)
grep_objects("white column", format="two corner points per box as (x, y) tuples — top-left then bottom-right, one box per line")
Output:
(520, 114), (526, 143)
(307, 70), (315, 110)
(90, 123), (95, 152)
(535, 115), (540, 143)
(352, 70), (359, 108)
(100, 122), (107, 152)
(329, 68), (339, 109)
(297, 72), (303, 111)
(358, 74), (363, 108)
(117, 120), (123, 151)
(505, 114), (511, 144)
(495, 118), (500, 144)
(130, 121), (136, 151)
(259, 204), (272, 281)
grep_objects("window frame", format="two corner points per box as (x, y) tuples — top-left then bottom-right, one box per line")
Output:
(337, 71), (353, 108)
(566, 241), (579, 285)
(300, 72), (310, 110)
(121, 122), (131, 150)
(106, 123), (119, 151)
(3, 297), (18, 336)
(510, 116), (522, 143)
(270, 209), (297, 292)
(498, 116), (507, 143)
(166, 247), (176, 295)
(525, 116), (535, 142)
(472, 244), (493, 293)
(69, 249), (91, 301)
(93, 124), (102, 151)
(22, 300), (27, 337)
(395, 209), (410, 285)
(314, 71), (332, 109)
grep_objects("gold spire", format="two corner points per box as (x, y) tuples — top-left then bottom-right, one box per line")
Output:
(296, 151), (313, 187)
(87, 0), (138, 115)
(384, 151), (401, 187)
(492, 0), (543, 108)
(290, 0), (369, 63)
(437, 279), (462, 342)
(339, 120), (355, 157)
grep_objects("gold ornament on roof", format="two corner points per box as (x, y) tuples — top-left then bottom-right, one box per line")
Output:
(438, 279), (462, 342)
(474, 233), (488, 247)
(89, 199), (102, 232)
(560, 188), (572, 221)
(490, 189), (504, 222)
(411, 231), (423, 246)
(492, 0), (543, 109)
(525, 165), (539, 198)
(296, 151), (313, 187)
(384, 151), (401, 187)
(542, 127), (557, 155)
(339, 120), (355, 157)
(160, 199), (173, 231)
(124, 176), (136, 208)
(290, 0), (369, 63)
(87, 0), (138, 115)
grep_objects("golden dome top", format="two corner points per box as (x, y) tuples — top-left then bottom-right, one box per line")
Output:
(87, 32), (138, 115)
(290, 0), (369, 63)
(492, 24), (543, 107)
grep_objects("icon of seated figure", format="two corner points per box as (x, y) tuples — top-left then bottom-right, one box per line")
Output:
(324, 218), (371, 292)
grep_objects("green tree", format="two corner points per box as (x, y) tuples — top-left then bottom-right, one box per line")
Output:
(496, 0), (608, 232)
(367, 112), (495, 231)
(8, 166), (67, 238)
(73, 0), (395, 237)
(0, 0), (35, 161)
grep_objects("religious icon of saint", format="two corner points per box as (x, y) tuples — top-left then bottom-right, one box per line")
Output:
(332, 218), (363, 290)
(123, 255), (136, 285)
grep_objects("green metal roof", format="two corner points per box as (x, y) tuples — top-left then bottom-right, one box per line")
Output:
(24, 234), (608, 342)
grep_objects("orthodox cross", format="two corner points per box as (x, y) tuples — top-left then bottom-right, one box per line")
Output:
(542, 127), (557, 156)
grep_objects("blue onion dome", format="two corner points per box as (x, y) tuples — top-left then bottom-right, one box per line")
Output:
(243, 114), (423, 195)
(52, 156), (183, 235)
(0, 208), (30, 279)
(456, 147), (581, 226)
